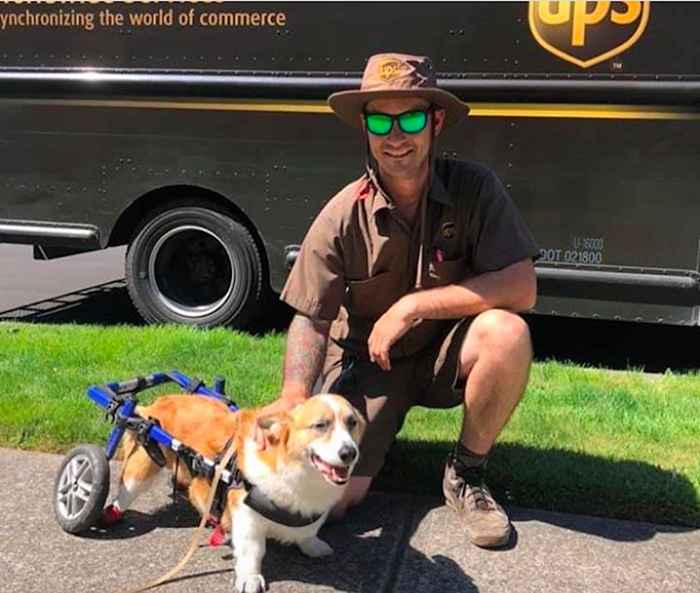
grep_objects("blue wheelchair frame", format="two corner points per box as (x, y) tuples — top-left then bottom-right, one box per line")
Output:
(88, 370), (240, 483)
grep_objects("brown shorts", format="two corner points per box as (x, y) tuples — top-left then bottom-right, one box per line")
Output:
(319, 318), (472, 478)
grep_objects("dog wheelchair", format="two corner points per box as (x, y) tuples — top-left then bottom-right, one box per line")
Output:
(53, 371), (240, 534)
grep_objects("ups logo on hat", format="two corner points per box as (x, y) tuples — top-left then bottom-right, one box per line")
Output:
(528, 0), (650, 69)
(379, 59), (407, 81)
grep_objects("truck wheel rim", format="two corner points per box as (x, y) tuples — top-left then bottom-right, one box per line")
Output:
(148, 225), (235, 318)
(56, 454), (94, 520)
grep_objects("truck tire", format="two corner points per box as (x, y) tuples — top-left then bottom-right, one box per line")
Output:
(125, 206), (264, 328)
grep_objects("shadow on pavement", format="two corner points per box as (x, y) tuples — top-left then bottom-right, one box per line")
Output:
(0, 281), (295, 335)
(0, 280), (145, 326)
(87, 436), (697, 591)
(80, 487), (479, 593)
(80, 494), (201, 540)
(262, 494), (479, 593)
(373, 440), (700, 537)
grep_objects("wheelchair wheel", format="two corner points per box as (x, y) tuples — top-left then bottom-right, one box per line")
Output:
(53, 444), (110, 534)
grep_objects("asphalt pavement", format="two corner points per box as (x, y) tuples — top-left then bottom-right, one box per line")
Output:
(1, 448), (698, 593)
(0, 244), (126, 313)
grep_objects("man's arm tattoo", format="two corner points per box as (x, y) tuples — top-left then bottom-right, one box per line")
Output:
(282, 314), (331, 396)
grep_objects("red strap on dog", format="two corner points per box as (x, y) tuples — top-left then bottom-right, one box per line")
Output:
(208, 524), (227, 547)
(100, 504), (124, 526)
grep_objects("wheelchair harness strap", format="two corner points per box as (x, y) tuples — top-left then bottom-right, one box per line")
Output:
(210, 438), (324, 528)
(105, 391), (322, 528)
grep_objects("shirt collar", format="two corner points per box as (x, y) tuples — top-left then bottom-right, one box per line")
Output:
(365, 166), (392, 216)
(363, 163), (453, 216)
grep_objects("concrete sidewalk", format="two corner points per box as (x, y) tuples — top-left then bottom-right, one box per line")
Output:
(1, 448), (698, 593)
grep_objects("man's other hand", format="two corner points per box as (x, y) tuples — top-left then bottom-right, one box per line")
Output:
(368, 297), (418, 371)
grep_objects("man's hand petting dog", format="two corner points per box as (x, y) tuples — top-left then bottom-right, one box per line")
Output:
(254, 394), (306, 450)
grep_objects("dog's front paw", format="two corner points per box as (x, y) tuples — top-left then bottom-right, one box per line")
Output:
(298, 536), (334, 558)
(235, 573), (266, 593)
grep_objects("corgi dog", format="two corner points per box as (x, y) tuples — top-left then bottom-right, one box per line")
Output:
(102, 393), (365, 593)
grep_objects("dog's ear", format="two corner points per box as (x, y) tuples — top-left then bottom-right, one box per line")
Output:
(256, 413), (289, 448)
(349, 404), (367, 442)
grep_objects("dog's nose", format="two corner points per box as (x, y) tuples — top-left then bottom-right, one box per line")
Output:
(338, 444), (357, 465)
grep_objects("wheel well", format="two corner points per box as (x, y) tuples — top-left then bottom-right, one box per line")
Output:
(108, 185), (271, 289)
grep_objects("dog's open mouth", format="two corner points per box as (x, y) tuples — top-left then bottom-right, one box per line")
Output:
(310, 452), (350, 485)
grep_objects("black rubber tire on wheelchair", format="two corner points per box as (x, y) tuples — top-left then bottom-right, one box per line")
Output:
(53, 445), (110, 534)
(125, 205), (264, 328)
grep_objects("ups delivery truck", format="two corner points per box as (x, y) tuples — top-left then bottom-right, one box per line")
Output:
(1, 1), (698, 328)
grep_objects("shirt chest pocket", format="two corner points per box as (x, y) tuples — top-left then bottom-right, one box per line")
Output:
(347, 270), (404, 320)
(427, 256), (470, 288)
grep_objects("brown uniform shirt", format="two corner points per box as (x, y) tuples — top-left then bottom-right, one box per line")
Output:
(280, 158), (540, 359)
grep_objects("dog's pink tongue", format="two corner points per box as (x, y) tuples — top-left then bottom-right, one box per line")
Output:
(331, 465), (349, 482)
(314, 455), (349, 483)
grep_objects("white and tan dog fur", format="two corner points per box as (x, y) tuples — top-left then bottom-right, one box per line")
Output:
(107, 394), (365, 593)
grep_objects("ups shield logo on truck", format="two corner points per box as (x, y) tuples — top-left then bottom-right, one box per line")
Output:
(529, 1), (650, 68)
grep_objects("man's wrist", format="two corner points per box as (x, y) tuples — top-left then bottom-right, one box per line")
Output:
(279, 384), (311, 404)
(398, 293), (421, 322)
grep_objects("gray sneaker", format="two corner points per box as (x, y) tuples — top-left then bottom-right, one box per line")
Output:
(442, 454), (512, 548)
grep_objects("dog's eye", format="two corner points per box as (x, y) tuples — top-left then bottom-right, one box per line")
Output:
(311, 421), (330, 431)
(346, 416), (357, 430)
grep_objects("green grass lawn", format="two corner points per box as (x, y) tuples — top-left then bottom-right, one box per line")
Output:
(1, 321), (698, 526)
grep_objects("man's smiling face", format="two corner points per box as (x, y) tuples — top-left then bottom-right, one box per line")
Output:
(364, 97), (445, 181)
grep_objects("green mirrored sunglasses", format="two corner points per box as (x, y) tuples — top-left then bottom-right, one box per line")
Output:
(364, 109), (431, 136)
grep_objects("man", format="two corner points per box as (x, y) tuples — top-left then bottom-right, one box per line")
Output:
(264, 53), (539, 548)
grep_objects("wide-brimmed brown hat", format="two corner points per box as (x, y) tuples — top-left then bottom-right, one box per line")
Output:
(328, 53), (469, 129)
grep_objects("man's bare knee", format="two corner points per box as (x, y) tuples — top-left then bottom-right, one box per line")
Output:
(459, 310), (531, 371)
(471, 309), (530, 348)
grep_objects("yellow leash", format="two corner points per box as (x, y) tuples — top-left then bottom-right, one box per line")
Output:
(119, 438), (238, 593)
